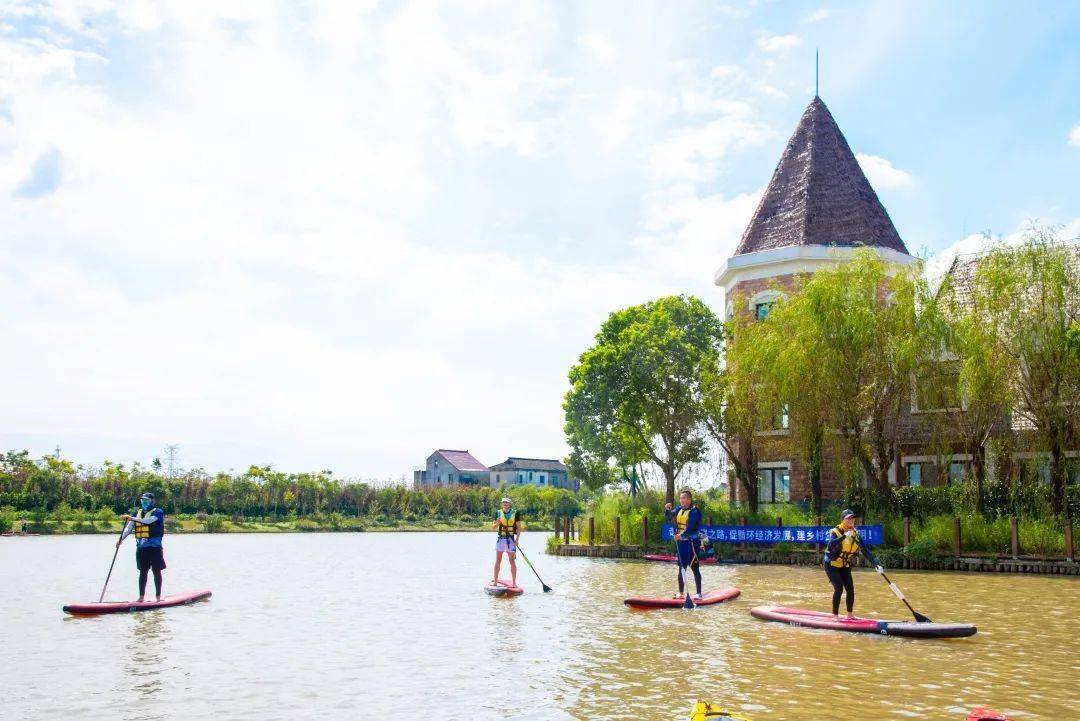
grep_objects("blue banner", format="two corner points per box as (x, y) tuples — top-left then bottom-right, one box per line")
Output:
(661, 523), (883, 546)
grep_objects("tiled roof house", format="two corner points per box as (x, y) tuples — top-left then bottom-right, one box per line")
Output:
(414, 449), (490, 487)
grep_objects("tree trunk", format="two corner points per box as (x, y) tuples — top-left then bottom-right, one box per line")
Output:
(808, 431), (823, 517)
(663, 465), (676, 506)
(735, 443), (759, 513)
(1050, 435), (1065, 516)
(971, 443), (986, 514)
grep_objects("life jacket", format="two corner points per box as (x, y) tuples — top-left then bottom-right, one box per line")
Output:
(496, 509), (517, 539)
(827, 525), (860, 568)
(674, 505), (695, 537)
(134, 507), (164, 541)
(689, 701), (753, 721)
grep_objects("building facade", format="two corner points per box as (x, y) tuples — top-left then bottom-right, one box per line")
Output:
(488, 457), (579, 491)
(414, 449), (490, 487)
(715, 96), (1078, 505)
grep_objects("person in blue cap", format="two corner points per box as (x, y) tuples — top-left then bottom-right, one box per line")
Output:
(665, 489), (703, 598)
(118, 492), (166, 602)
(823, 508), (880, 618)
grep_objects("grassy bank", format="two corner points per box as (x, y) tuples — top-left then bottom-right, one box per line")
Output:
(1, 511), (554, 536)
(557, 488), (1077, 560)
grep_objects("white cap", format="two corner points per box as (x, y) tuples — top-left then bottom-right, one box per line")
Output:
(501, 497), (512, 503)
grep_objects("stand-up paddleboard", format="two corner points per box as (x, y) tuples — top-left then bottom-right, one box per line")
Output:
(750, 606), (976, 638)
(63, 589), (212, 615)
(967, 709), (1011, 721)
(642, 553), (719, 565)
(624, 587), (740, 609)
(484, 579), (524, 597)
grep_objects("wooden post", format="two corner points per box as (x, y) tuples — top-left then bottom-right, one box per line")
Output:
(642, 516), (649, 546)
(953, 516), (962, 556)
(1010, 517), (1019, 559)
(707, 517), (713, 527)
(588, 516), (595, 546)
(740, 516), (747, 552)
(776, 516), (783, 528)
(1065, 516), (1074, 562)
(903, 517), (911, 547)
(614, 516), (621, 548)
(563, 516), (570, 544)
(816, 515), (823, 552)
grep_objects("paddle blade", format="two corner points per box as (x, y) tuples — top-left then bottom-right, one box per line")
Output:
(683, 593), (695, 610)
(542, 583), (553, 593)
(913, 610), (932, 623)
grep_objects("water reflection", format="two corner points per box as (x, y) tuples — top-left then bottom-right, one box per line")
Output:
(3, 534), (1077, 721)
(125, 611), (172, 706)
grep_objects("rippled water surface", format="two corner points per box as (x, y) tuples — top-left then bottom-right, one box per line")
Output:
(2, 533), (1077, 720)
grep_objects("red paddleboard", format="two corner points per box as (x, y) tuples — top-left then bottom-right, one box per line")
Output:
(750, 606), (977, 638)
(484, 579), (523, 597)
(642, 553), (718, 565)
(624, 587), (740, 609)
(967, 709), (1011, 721)
(63, 589), (212, 615)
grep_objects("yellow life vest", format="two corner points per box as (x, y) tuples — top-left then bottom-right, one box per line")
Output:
(675, 506), (693, 535)
(690, 701), (754, 721)
(828, 525), (861, 568)
(496, 509), (517, 538)
(134, 507), (153, 539)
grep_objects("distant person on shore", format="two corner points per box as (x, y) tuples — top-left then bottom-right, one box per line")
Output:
(118, 492), (166, 602)
(664, 489), (703, 598)
(491, 497), (521, 587)
(823, 508), (881, 619)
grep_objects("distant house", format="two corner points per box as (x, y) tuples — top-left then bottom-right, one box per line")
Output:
(414, 449), (490, 488)
(489, 457), (579, 491)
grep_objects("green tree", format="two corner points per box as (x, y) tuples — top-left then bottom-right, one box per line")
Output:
(971, 230), (1079, 514)
(701, 309), (772, 513)
(564, 295), (722, 504)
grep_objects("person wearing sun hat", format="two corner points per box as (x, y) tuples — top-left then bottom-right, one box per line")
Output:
(491, 496), (522, 587)
(823, 508), (879, 618)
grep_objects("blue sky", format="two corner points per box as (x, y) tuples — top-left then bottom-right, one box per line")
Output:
(1, 0), (1077, 481)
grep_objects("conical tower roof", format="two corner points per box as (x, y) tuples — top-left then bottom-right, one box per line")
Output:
(734, 97), (909, 256)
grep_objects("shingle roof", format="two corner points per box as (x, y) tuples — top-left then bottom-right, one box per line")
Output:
(434, 449), (488, 472)
(735, 96), (909, 257)
(488, 457), (567, 473)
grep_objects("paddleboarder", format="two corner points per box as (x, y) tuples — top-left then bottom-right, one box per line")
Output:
(491, 497), (521, 588)
(118, 492), (166, 602)
(823, 508), (881, 619)
(664, 489), (703, 598)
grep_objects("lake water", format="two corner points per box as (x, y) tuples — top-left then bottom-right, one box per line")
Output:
(1, 532), (1077, 720)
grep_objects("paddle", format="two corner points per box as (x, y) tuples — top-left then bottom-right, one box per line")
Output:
(99, 502), (135, 602)
(874, 565), (932, 623)
(514, 541), (552, 593)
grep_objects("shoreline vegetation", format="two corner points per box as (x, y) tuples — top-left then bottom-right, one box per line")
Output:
(0, 449), (580, 537)
(551, 488), (1078, 562)
(1, 515), (553, 536)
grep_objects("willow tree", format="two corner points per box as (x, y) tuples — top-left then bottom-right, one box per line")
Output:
(745, 286), (833, 515)
(564, 295), (722, 504)
(701, 309), (774, 513)
(757, 251), (933, 499)
(971, 230), (1079, 514)
(938, 255), (1015, 512)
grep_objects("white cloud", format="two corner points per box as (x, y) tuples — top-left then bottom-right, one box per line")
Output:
(1069, 122), (1080, 147)
(757, 34), (801, 53)
(924, 218), (1080, 282)
(856, 153), (913, 189)
(0, 1), (773, 478)
(577, 32), (617, 62)
(803, 8), (834, 24)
